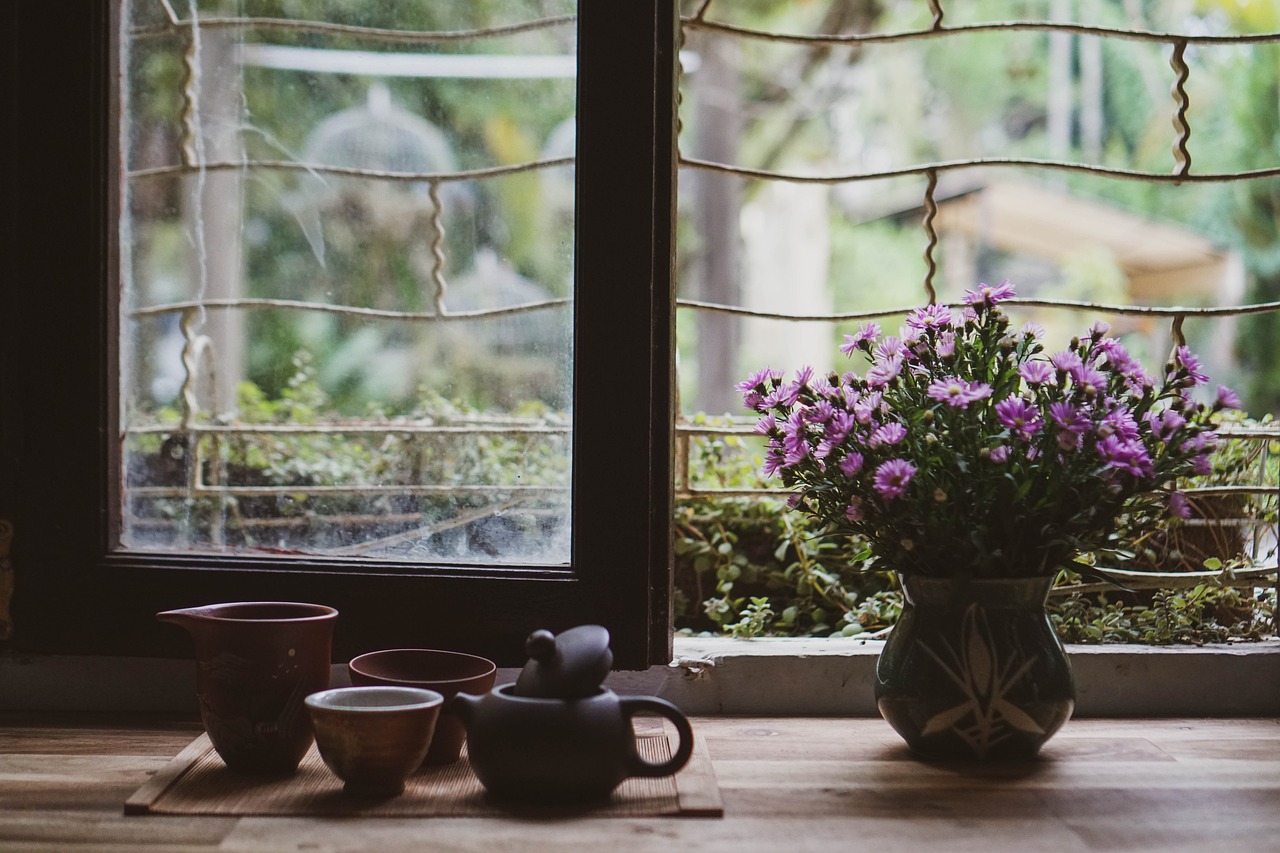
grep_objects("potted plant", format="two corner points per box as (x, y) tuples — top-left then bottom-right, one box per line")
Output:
(738, 281), (1235, 759)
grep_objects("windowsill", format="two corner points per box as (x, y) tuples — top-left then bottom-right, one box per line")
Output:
(3, 637), (1277, 716)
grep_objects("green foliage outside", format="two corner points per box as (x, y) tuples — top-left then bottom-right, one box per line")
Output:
(673, 415), (1276, 645)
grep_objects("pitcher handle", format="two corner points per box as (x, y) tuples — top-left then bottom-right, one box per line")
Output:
(619, 696), (695, 778)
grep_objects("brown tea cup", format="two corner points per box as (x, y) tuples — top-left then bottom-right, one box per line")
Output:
(348, 649), (497, 765)
(305, 686), (442, 798)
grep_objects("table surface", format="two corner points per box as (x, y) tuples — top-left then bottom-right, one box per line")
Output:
(1, 714), (1277, 852)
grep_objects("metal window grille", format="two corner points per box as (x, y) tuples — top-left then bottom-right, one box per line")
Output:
(122, 5), (577, 555)
(674, 1), (1280, 601)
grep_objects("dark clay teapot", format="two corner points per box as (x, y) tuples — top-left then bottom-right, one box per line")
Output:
(453, 625), (694, 804)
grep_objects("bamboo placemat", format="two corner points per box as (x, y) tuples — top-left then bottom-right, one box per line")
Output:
(125, 731), (723, 818)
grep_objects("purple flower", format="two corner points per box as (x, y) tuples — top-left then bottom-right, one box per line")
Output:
(1100, 408), (1139, 441)
(825, 411), (855, 444)
(1068, 364), (1108, 395)
(1215, 385), (1242, 410)
(1123, 366), (1156, 392)
(1056, 431), (1081, 451)
(869, 422), (907, 448)
(927, 377), (993, 409)
(804, 400), (835, 423)
(989, 445), (1010, 463)
(839, 452), (864, 476)
(845, 497), (864, 522)
(737, 368), (780, 394)
(962, 280), (1017, 307)
(753, 413), (777, 436)
(738, 368), (781, 410)
(761, 448), (785, 478)
(996, 397), (1043, 440)
(1169, 491), (1191, 519)
(782, 411), (810, 465)
(1019, 361), (1054, 385)
(873, 459), (916, 500)
(1174, 345), (1210, 386)
(936, 331), (957, 358)
(906, 304), (954, 330)
(1097, 339), (1137, 374)
(1049, 402), (1090, 434)
(1096, 435), (1153, 478)
(1088, 320), (1111, 338)
(866, 354), (904, 387)
(873, 336), (906, 361)
(1181, 431), (1217, 454)
(1020, 321), (1045, 340)
(1051, 350), (1083, 373)
(1191, 454), (1213, 477)
(840, 322), (881, 354)
(1146, 409), (1186, 442)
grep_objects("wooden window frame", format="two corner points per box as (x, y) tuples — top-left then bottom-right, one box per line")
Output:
(0, 0), (679, 668)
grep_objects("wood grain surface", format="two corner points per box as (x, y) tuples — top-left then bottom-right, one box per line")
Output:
(1, 714), (1277, 852)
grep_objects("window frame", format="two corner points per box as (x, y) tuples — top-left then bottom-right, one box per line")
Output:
(1, 0), (679, 668)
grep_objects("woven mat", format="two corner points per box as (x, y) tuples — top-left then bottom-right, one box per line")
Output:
(125, 731), (722, 818)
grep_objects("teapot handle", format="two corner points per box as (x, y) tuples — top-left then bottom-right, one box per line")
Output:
(619, 696), (695, 778)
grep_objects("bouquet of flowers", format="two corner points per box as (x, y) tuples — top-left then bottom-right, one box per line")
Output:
(738, 282), (1238, 580)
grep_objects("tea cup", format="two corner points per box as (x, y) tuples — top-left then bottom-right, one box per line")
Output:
(305, 686), (442, 798)
(348, 648), (496, 765)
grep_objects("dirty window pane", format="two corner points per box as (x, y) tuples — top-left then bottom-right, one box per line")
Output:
(120, 2), (576, 564)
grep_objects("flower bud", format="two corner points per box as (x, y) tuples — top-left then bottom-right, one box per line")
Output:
(933, 488), (947, 503)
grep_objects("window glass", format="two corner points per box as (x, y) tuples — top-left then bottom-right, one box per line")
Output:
(120, 2), (576, 564)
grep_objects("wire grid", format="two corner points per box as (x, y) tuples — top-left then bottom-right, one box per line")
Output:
(123, 6), (578, 545)
(675, 1), (1279, 596)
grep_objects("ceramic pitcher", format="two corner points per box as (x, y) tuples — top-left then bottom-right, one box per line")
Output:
(158, 601), (338, 775)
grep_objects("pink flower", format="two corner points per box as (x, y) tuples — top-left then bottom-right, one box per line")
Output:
(840, 322), (881, 354)
(866, 355), (904, 387)
(1174, 345), (1209, 386)
(936, 331), (957, 358)
(1215, 385), (1242, 410)
(1169, 491), (1191, 519)
(926, 377), (992, 409)
(962, 280), (1017, 307)
(1019, 361), (1054, 385)
(839, 452), (864, 476)
(996, 397), (1042, 440)
(845, 497), (864, 522)
(869, 422), (907, 448)
(1051, 350), (1083, 373)
(873, 459), (916, 500)
(906, 304), (953, 330)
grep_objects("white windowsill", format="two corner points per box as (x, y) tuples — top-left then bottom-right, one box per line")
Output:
(3, 638), (1277, 716)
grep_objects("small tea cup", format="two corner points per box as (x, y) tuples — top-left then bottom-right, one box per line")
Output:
(348, 649), (497, 765)
(305, 686), (443, 798)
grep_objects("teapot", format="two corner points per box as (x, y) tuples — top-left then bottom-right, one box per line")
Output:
(452, 625), (694, 804)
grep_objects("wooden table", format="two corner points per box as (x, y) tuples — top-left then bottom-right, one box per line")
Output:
(1, 714), (1277, 851)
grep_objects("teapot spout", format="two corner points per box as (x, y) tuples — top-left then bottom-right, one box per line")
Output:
(156, 605), (216, 631)
(450, 691), (481, 727)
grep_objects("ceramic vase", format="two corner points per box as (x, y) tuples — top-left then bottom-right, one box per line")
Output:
(874, 575), (1074, 761)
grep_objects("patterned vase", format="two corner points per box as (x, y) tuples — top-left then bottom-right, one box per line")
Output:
(874, 575), (1074, 760)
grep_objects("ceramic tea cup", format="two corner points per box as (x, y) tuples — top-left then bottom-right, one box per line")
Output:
(348, 649), (497, 765)
(305, 686), (442, 798)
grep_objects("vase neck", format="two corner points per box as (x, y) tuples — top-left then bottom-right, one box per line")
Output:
(901, 575), (1054, 609)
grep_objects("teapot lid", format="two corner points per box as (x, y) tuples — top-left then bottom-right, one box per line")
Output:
(513, 624), (613, 698)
